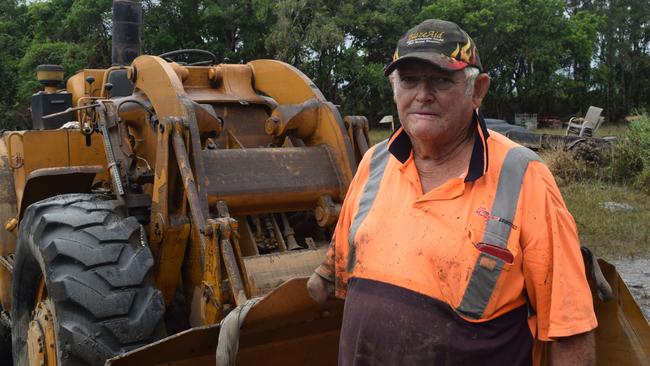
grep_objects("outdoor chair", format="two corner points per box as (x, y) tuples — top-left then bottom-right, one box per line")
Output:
(566, 106), (604, 137)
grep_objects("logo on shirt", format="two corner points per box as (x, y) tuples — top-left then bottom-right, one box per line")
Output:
(475, 207), (518, 230)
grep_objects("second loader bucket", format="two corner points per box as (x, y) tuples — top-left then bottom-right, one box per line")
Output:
(592, 260), (650, 365)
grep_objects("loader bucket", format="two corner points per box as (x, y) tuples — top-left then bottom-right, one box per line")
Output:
(593, 259), (650, 365)
(108, 260), (649, 366)
(106, 277), (344, 366)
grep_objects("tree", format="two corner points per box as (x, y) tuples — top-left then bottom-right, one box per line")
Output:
(1, 0), (648, 129)
(0, 0), (28, 129)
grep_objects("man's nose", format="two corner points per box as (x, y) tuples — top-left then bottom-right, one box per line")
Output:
(414, 81), (436, 102)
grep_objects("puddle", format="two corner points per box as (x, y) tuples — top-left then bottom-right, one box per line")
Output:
(606, 257), (650, 322)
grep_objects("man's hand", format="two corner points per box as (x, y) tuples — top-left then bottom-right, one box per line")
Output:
(307, 272), (335, 304)
(549, 331), (595, 366)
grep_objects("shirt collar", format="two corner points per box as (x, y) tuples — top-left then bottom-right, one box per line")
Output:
(387, 109), (490, 183)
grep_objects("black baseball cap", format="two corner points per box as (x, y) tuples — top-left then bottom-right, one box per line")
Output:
(384, 19), (483, 76)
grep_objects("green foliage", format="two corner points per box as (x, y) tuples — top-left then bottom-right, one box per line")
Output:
(18, 42), (93, 99)
(0, 0), (28, 129)
(611, 115), (650, 192)
(0, 0), (111, 129)
(0, 0), (648, 131)
(142, 0), (275, 62)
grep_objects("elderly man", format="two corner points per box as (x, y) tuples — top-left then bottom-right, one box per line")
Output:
(308, 19), (597, 365)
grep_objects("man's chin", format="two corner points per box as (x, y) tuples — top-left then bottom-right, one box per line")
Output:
(405, 116), (445, 131)
(404, 124), (449, 142)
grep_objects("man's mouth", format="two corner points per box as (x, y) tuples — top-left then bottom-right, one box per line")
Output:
(411, 111), (438, 117)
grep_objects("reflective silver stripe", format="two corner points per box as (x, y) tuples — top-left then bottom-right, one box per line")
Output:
(457, 146), (541, 319)
(347, 139), (390, 272)
(482, 147), (541, 246)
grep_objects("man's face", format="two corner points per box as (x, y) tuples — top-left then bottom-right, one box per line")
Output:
(393, 60), (476, 148)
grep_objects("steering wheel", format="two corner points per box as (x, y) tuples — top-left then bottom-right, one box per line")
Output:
(157, 49), (219, 66)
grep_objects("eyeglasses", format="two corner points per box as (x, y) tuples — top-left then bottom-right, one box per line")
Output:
(398, 75), (463, 92)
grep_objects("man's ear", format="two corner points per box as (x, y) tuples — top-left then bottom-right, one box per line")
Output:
(472, 73), (491, 109)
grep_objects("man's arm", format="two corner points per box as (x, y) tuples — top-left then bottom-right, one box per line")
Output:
(549, 331), (595, 366)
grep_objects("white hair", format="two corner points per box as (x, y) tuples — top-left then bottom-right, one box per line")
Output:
(463, 67), (479, 96)
(389, 66), (480, 96)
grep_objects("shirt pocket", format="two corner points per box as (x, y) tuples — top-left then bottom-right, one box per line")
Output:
(467, 226), (516, 272)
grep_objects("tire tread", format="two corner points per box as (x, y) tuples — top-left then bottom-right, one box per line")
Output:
(11, 194), (165, 366)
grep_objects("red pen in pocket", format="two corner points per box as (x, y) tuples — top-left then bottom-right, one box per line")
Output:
(475, 242), (514, 264)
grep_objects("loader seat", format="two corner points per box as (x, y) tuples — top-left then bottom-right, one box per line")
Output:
(107, 69), (135, 98)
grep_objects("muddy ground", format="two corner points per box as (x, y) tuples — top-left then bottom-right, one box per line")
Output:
(607, 257), (650, 322)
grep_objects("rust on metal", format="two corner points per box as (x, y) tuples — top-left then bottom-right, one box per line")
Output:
(154, 214), (191, 305)
(344, 115), (370, 163)
(221, 238), (248, 306)
(314, 195), (341, 228)
(149, 118), (171, 245)
(107, 278), (343, 366)
(199, 218), (224, 323)
(202, 146), (343, 215)
(244, 247), (328, 296)
(27, 299), (57, 366)
(265, 98), (320, 141)
(171, 123), (205, 230)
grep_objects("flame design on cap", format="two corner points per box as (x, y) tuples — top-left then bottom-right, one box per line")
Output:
(393, 49), (399, 61)
(446, 57), (468, 70)
(451, 37), (477, 65)
(451, 44), (460, 58)
(460, 39), (472, 62)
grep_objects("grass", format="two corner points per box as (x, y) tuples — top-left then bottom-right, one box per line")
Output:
(560, 182), (650, 259)
(369, 128), (392, 146)
(534, 124), (629, 138)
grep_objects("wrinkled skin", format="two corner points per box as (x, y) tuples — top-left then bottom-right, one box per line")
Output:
(392, 59), (490, 191)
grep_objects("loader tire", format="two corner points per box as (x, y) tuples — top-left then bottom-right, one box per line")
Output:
(11, 194), (165, 366)
(0, 308), (11, 364)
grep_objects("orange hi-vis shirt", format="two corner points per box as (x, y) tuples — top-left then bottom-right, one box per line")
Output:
(316, 112), (597, 342)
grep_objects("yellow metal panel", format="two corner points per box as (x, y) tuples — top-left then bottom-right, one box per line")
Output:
(594, 260), (650, 365)
(18, 130), (70, 170)
(9, 131), (70, 208)
(7, 130), (110, 212)
(183, 66), (211, 89)
(248, 60), (326, 104)
(132, 55), (189, 119)
(67, 131), (109, 182)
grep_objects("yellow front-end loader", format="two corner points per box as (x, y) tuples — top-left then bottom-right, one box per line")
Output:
(0, 1), (367, 364)
(0, 1), (646, 366)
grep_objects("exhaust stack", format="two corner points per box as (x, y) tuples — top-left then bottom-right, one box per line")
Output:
(112, 0), (142, 66)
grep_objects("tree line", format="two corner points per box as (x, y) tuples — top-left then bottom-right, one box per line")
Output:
(0, 0), (648, 130)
